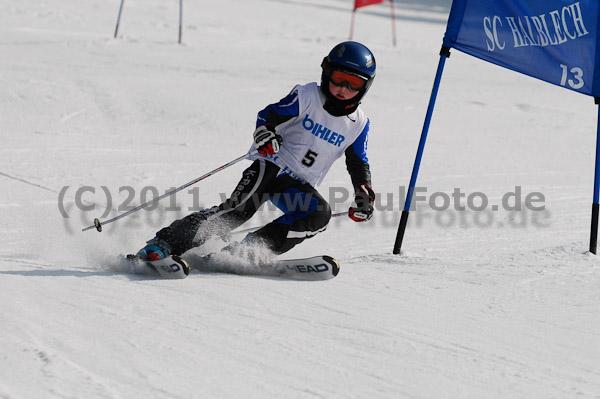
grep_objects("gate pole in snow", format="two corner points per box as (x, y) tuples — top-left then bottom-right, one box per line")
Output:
(114, 0), (125, 38)
(113, 0), (182, 43)
(590, 99), (600, 254)
(390, 0), (397, 47)
(178, 0), (183, 44)
(393, 46), (450, 254)
(349, 9), (357, 40)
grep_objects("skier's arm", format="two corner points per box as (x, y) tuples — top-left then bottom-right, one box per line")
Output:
(346, 119), (375, 222)
(256, 86), (300, 128)
(345, 119), (372, 191)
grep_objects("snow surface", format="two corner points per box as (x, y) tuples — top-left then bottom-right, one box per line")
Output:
(1, 0), (600, 398)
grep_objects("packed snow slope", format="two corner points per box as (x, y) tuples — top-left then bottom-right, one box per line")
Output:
(1, 0), (599, 398)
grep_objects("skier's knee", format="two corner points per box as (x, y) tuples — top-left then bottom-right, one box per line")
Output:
(312, 201), (332, 230)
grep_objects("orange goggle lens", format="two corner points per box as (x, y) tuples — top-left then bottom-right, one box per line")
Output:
(330, 70), (367, 91)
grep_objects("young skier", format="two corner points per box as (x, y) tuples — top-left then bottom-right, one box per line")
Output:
(136, 41), (377, 263)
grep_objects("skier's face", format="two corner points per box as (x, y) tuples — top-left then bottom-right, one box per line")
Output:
(328, 81), (360, 100)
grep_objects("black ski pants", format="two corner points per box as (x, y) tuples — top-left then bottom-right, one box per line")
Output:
(155, 159), (331, 256)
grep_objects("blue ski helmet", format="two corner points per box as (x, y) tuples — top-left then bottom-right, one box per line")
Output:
(320, 41), (376, 116)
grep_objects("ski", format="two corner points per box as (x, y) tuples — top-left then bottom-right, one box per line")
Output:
(125, 254), (190, 279)
(187, 254), (340, 281)
(122, 254), (339, 281)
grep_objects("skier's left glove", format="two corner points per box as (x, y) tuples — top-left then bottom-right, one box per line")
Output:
(253, 124), (282, 157)
(349, 184), (375, 222)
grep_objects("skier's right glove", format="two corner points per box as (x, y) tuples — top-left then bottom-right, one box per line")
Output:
(349, 184), (375, 222)
(253, 124), (282, 157)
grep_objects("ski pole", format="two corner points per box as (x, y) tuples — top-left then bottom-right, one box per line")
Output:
(232, 211), (350, 236)
(83, 151), (257, 232)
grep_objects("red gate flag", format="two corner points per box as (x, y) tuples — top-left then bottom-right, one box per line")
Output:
(350, 0), (396, 46)
(354, 0), (385, 10)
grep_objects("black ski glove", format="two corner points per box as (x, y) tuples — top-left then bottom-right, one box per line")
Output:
(349, 184), (375, 222)
(253, 124), (282, 157)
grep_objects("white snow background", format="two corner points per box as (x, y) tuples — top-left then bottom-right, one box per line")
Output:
(1, 0), (599, 398)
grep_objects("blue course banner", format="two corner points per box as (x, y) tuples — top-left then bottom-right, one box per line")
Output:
(443, 0), (600, 96)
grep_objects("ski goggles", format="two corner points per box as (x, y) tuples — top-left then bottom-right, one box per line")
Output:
(329, 69), (368, 91)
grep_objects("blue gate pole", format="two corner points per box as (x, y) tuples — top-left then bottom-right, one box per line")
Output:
(589, 99), (600, 254)
(393, 47), (451, 254)
(114, 0), (125, 38)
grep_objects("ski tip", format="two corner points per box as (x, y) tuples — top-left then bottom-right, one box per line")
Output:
(323, 255), (340, 277)
(172, 255), (190, 276)
(125, 254), (189, 278)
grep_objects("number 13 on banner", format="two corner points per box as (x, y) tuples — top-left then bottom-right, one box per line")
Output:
(560, 64), (584, 90)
